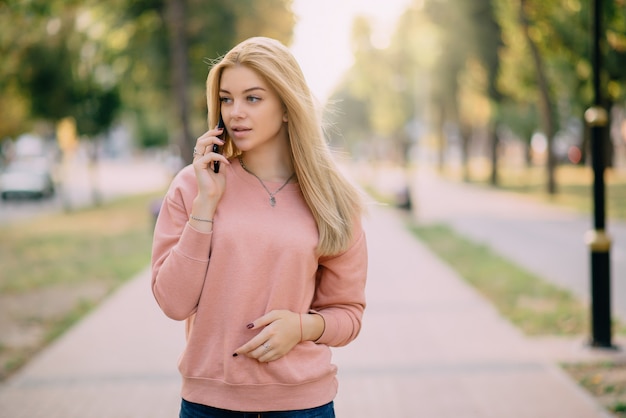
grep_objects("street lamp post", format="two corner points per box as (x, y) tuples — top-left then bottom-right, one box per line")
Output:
(584, 0), (612, 348)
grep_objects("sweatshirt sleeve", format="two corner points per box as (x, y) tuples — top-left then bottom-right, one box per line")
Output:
(311, 221), (368, 347)
(151, 167), (213, 321)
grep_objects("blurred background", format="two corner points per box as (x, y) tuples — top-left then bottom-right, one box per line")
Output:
(1, 0), (625, 203)
(1, 0), (626, 413)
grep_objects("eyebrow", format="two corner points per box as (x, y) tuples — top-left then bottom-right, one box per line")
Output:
(219, 87), (266, 94)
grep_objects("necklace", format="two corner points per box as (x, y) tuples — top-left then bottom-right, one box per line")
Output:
(238, 157), (295, 207)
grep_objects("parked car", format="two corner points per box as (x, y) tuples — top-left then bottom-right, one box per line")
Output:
(0, 158), (55, 200)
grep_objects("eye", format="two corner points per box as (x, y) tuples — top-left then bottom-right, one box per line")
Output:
(247, 96), (261, 103)
(219, 97), (232, 104)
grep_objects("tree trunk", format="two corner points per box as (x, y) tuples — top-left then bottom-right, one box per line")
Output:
(605, 101), (615, 168)
(88, 139), (102, 206)
(434, 100), (446, 172)
(460, 124), (471, 182)
(165, 0), (193, 164)
(580, 110), (590, 165)
(519, 0), (557, 194)
(488, 123), (499, 186)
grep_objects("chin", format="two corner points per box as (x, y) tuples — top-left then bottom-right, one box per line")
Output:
(233, 141), (253, 152)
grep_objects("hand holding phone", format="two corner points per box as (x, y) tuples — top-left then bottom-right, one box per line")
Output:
(213, 117), (225, 173)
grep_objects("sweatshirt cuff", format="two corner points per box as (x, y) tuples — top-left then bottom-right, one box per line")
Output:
(310, 310), (339, 346)
(175, 222), (213, 261)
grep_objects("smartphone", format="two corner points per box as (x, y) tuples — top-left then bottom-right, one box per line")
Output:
(213, 116), (225, 173)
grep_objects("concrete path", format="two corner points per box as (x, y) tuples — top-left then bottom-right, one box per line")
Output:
(0, 266), (184, 418)
(0, 200), (623, 417)
(332, 205), (619, 417)
(411, 167), (626, 323)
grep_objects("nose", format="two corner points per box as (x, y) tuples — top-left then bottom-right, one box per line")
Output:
(229, 100), (245, 119)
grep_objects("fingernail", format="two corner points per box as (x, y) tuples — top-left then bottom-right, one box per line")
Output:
(232, 353), (238, 357)
(246, 323), (254, 329)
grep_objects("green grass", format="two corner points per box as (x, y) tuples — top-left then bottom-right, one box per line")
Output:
(498, 166), (626, 222)
(44, 298), (97, 341)
(563, 361), (626, 417)
(446, 164), (626, 221)
(0, 192), (161, 292)
(0, 191), (163, 380)
(408, 223), (592, 336)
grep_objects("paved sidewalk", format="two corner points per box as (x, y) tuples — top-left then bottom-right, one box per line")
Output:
(0, 203), (623, 417)
(333, 205), (620, 417)
(0, 268), (185, 418)
(410, 167), (626, 323)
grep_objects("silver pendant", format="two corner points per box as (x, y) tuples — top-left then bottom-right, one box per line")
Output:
(270, 196), (276, 207)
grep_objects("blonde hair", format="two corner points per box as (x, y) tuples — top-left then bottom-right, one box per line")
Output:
(206, 37), (364, 256)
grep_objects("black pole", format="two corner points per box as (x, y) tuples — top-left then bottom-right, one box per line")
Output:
(584, 0), (612, 348)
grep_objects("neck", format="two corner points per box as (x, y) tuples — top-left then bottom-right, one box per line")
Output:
(240, 149), (293, 182)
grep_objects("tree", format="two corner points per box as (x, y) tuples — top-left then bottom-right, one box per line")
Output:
(420, 0), (503, 182)
(518, 0), (558, 194)
(116, 0), (295, 163)
(327, 8), (438, 165)
(165, 0), (193, 163)
(4, 1), (122, 140)
(424, 0), (471, 172)
(496, 0), (626, 193)
(0, 0), (295, 160)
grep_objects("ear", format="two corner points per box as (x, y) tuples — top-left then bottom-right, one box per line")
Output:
(282, 111), (288, 123)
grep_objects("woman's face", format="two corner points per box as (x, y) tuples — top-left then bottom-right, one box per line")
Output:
(219, 65), (288, 154)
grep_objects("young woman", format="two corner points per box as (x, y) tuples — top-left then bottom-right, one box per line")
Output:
(151, 36), (368, 417)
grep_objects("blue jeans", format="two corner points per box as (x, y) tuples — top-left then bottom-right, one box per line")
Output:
(179, 399), (335, 418)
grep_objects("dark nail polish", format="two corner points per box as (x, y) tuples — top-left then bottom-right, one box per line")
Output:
(246, 323), (254, 329)
(232, 353), (238, 357)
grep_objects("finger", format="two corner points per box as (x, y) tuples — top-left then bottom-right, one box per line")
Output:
(234, 333), (268, 357)
(193, 129), (225, 155)
(257, 350), (279, 363)
(247, 311), (280, 330)
(198, 126), (224, 140)
(235, 342), (282, 362)
(212, 153), (230, 166)
(233, 311), (286, 356)
(193, 141), (224, 158)
(192, 151), (230, 169)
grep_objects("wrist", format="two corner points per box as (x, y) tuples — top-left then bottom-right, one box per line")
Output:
(190, 214), (213, 223)
(191, 197), (216, 219)
(301, 312), (325, 342)
(188, 216), (213, 232)
(188, 198), (216, 232)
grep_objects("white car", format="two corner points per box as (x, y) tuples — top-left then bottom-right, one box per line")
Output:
(0, 159), (55, 200)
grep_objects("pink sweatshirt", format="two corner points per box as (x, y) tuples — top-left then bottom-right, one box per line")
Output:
(151, 161), (367, 412)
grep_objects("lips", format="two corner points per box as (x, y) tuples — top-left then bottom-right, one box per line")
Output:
(231, 125), (250, 132)
(230, 126), (251, 139)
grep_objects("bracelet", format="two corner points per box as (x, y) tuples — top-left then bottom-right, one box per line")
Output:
(190, 215), (213, 223)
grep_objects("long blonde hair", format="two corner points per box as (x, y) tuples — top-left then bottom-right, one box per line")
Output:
(206, 37), (364, 256)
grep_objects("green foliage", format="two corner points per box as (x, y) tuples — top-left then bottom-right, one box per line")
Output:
(2, 0), (122, 137)
(0, 0), (295, 145)
(327, 1), (504, 165)
(329, 0), (626, 186)
(135, 111), (170, 148)
(327, 9), (436, 162)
